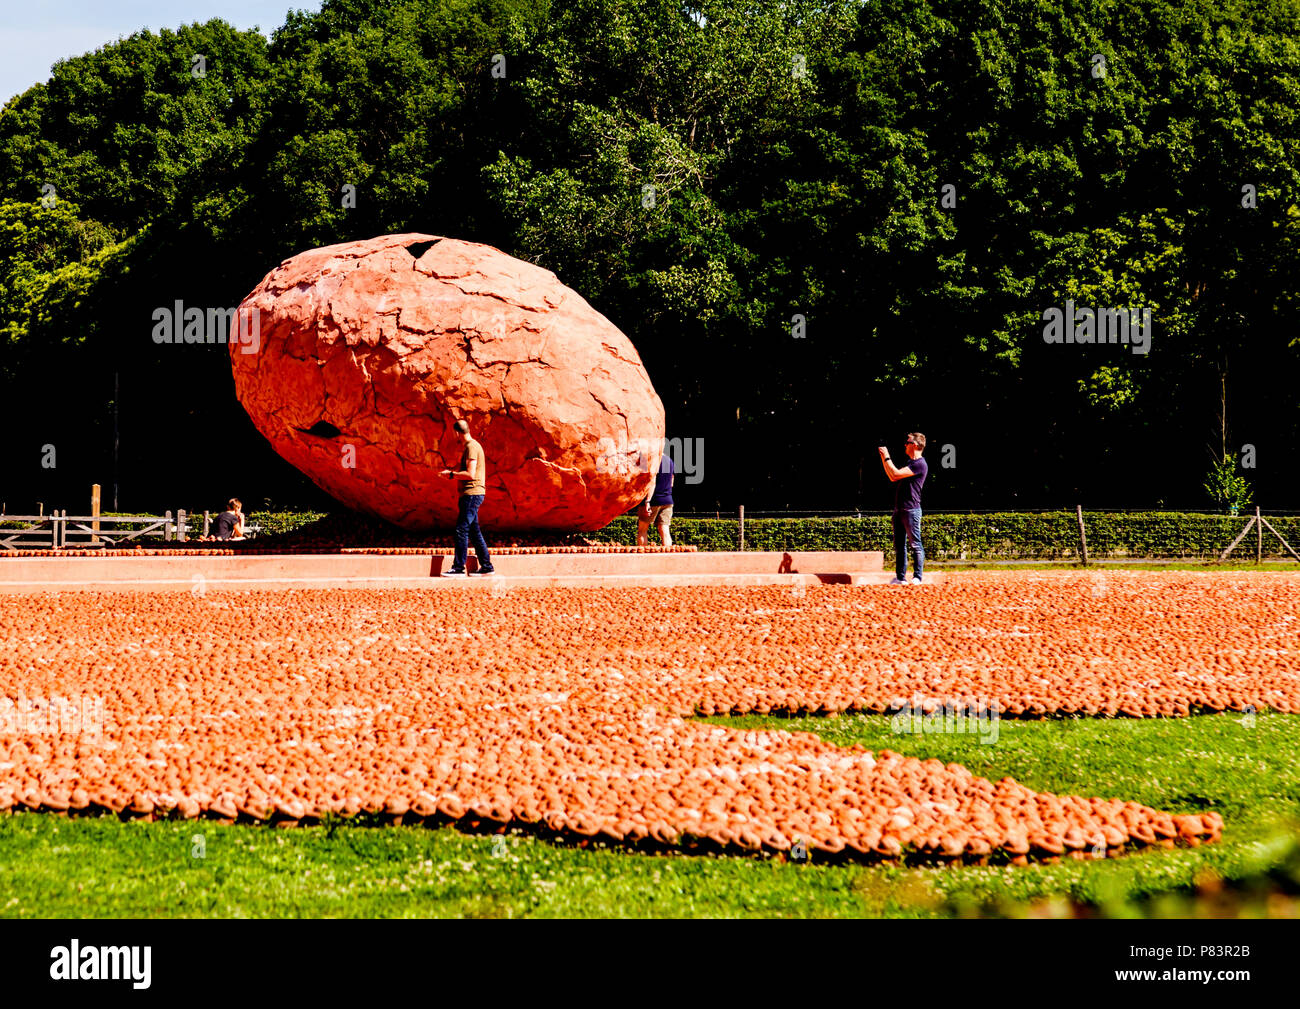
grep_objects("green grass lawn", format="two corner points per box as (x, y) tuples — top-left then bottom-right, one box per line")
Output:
(2, 712), (1297, 918)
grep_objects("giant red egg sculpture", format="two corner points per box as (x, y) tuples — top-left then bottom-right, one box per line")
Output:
(229, 234), (665, 530)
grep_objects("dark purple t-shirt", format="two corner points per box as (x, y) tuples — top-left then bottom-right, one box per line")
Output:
(213, 510), (241, 540)
(650, 453), (674, 506)
(893, 456), (928, 512)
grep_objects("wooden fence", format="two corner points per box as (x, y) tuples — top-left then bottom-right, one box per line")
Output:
(0, 512), (185, 550)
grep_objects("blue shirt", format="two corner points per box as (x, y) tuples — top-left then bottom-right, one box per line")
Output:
(893, 456), (927, 511)
(650, 453), (674, 506)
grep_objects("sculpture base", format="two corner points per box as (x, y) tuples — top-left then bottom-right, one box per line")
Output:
(0, 550), (931, 594)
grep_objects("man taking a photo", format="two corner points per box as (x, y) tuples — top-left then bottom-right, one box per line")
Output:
(878, 433), (928, 584)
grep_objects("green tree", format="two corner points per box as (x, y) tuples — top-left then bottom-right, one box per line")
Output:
(1203, 453), (1252, 513)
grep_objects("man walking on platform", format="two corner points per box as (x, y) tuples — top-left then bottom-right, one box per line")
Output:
(441, 419), (494, 576)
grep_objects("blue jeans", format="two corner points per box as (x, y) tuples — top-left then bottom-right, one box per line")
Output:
(453, 494), (491, 570)
(892, 508), (924, 580)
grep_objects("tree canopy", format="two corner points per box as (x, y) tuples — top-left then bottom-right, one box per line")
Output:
(1, 0), (1297, 514)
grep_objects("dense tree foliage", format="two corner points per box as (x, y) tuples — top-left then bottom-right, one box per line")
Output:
(1, 0), (1297, 515)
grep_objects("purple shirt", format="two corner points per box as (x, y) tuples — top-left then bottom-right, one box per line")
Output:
(213, 510), (241, 540)
(650, 453), (674, 506)
(893, 456), (927, 511)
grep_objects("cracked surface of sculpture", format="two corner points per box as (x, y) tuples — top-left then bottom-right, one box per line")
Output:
(230, 234), (665, 531)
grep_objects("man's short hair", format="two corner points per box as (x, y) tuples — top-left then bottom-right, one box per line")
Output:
(228, 497), (241, 511)
(907, 432), (926, 451)
(453, 420), (470, 435)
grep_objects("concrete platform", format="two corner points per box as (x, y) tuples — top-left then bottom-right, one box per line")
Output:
(0, 572), (946, 593)
(0, 550), (947, 594)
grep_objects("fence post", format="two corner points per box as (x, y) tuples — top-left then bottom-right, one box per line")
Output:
(1076, 505), (1089, 567)
(1258, 515), (1300, 564)
(164, 509), (173, 543)
(203, 511), (211, 538)
(1218, 512), (1258, 562)
(91, 483), (101, 545)
(1256, 506), (1262, 564)
(177, 509), (187, 543)
(738, 505), (745, 552)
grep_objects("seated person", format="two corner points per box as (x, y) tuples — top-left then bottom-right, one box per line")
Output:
(204, 498), (246, 542)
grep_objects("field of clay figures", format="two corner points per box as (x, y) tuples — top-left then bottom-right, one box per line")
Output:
(3, 570), (1299, 918)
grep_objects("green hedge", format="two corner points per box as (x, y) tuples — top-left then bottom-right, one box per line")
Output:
(243, 510), (328, 536)
(587, 511), (1300, 559)
(148, 508), (1298, 560)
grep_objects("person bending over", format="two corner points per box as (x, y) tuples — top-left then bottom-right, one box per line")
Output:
(206, 498), (245, 542)
(637, 448), (675, 547)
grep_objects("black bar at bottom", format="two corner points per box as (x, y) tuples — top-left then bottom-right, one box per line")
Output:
(0, 918), (1287, 996)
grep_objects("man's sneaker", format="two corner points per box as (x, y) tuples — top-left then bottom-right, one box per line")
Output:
(443, 568), (468, 578)
(911, 577), (924, 585)
(473, 565), (496, 576)
(889, 576), (907, 585)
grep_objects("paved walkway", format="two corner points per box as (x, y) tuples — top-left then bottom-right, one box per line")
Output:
(0, 550), (937, 593)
